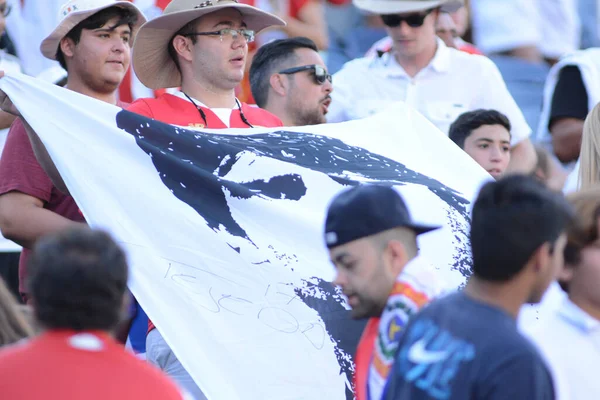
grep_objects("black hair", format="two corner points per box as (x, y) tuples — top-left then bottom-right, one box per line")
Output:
(470, 175), (574, 282)
(27, 228), (128, 332)
(449, 109), (512, 149)
(55, 6), (139, 71)
(249, 37), (319, 108)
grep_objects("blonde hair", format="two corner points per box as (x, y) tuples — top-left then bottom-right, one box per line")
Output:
(578, 102), (600, 190)
(0, 278), (34, 347)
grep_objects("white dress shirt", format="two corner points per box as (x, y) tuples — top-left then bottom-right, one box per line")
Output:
(527, 297), (600, 400)
(328, 39), (531, 146)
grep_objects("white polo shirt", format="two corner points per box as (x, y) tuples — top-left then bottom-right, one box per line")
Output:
(327, 39), (531, 146)
(527, 297), (600, 400)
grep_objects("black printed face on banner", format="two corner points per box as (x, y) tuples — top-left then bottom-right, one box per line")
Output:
(116, 110), (472, 398)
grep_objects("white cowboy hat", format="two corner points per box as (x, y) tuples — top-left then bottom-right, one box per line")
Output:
(40, 0), (147, 60)
(132, 0), (286, 90)
(354, 0), (463, 15)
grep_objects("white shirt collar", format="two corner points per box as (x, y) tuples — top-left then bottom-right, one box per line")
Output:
(558, 297), (600, 333)
(375, 37), (451, 78)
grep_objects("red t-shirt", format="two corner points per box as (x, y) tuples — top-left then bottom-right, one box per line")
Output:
(126, 93), (283, 128)
(0, 119), (86, 295)
(126, 93), (282, 333)
(0, 330), (184, 400)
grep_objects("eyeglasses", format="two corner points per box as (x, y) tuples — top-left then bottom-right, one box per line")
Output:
(184, 28), (255, 43)
(380, 8), (434, 28)
(278, 64), (332, 85)
(0, 4), (11, 17)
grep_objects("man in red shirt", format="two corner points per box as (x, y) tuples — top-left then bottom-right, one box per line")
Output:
(126, 1), (286, 397)
(127, 0), (285, 128)
(0, 0), (145, 303)
(0, 227), (188, 400)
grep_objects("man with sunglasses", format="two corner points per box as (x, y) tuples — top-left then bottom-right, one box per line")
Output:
(327, 0), (537, 175)
(249, 36), (333, 126)
(125, 1), (286, 398)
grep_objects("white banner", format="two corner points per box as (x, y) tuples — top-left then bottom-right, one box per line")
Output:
(0, 73), (491, 400)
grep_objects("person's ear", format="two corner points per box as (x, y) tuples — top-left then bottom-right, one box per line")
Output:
(385, 240), (409, 277)
(59, 37), (76, 59)
(529, 242), (552, 275)
(269, 73), (287, 97)
(172, 35), (194, 63)
(557, 263), (575, 286)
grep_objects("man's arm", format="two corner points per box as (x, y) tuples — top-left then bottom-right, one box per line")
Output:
(279, 1), (328, 50)
(0, 110), (16, 130)
(548, 66), (589, 163)
(551, 118), (584, 163)
(0, 192), (84, 248)
(507, 138), (537, 174)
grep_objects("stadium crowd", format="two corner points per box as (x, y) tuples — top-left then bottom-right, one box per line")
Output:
(0, 0), (599, 399)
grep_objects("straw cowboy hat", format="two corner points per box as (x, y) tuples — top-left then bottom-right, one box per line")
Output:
(132, 0), (285, 90)
(40, 0), (147, 60)
(354, 0), (463, 15)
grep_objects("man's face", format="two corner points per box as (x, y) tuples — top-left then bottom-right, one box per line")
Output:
(463, 124), (511, 179)
(330, 237), (394, 319)
(528, 233), (567, 304)
(65, 16), (132, 93)
(190, 8), (249, 91)
(565, 220), (600, 311)
(284, 48), (333, 126)
(382, 8), (438, 60)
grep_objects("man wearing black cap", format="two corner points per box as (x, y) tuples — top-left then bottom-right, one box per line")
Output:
(325, 184), (444, 400)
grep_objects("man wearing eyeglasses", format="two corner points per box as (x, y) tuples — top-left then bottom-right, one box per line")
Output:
(249, 36), (333, 126)
(125, 1), (286, 398)
(127, 0), (285, 130)
(327, 0), (538, 175)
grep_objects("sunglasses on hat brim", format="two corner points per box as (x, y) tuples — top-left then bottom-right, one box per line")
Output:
(380, 8), (435, 28)
(278, 64), (333, 85)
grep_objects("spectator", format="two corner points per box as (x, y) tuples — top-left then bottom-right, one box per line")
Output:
(535, 49), (600, 167)
(526, 186), (600, 399)
(572, 102), (600, 192)
(250, 37), (333, 126)
(0, 228), (187, 400)
(0, 277), (32, 348)
(366, 8), (483, 57)
(448, 109), (511, 179)
(328, 0), (537, 174)
(384, 175), (574, 400)
(325, 185), (444, 400)
(0, 0), (145, 303)
(236, 0), (329, 103)
(126, 1), (286, 397)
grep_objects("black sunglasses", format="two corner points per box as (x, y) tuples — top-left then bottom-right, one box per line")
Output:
(278, 64), (332, 85)
(380, 8), (434, 28)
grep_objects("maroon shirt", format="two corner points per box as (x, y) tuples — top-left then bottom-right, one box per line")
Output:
(0, 118), (86, 295)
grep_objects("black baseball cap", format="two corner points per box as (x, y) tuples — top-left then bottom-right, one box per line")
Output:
(324, 185), (440, 248)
